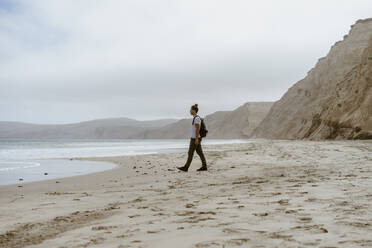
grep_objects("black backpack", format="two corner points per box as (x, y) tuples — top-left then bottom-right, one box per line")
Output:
(193, 115), (208, 138)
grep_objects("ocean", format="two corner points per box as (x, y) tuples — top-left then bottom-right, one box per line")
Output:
(0, 139), (251, 186)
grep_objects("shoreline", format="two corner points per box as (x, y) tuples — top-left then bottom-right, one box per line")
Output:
(0, 140), (254, 188)
(0, 159), (119, 187)
(0, 139), (253, 187)
(1, 139), (371, 247)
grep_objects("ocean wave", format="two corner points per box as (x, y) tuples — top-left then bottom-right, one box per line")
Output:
(0, 161), (41, 171)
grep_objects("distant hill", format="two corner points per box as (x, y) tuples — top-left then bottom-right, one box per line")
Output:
(252, 18), (372, 140)
(0, 102), (273, 139)
(0, 118), (177, 139)
(137, 102), (274, 139)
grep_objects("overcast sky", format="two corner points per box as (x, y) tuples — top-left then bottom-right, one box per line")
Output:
(0, 0), (371, 124)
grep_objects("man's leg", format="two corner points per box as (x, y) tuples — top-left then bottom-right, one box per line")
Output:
(178, 138), (197, 172)
(195, 138), (207, 170)
(184, 138), (196, 170)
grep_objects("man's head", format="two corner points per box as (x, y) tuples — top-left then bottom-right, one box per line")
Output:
(190, 104), (199, 116)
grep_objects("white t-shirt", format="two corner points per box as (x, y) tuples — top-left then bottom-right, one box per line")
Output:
(190, 116), (201, 138)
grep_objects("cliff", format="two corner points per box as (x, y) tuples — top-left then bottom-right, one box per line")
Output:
(252, 18), (372, 140)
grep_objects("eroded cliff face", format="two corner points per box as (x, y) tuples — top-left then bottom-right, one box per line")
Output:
(303, 38), (372, 139)
(252, 18), (372, 140)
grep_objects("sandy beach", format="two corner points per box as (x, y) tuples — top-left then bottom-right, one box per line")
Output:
(1, 139), (372, 248)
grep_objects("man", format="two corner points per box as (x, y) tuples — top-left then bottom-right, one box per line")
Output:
(177, 104), (208, 172)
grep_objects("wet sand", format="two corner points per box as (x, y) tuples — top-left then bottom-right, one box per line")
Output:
(0, 139), (372, 247)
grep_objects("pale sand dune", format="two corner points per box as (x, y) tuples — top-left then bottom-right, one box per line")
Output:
(0, 140), (372, 247)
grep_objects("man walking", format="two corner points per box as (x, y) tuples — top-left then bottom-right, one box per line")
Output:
(177, 104), (208, 172)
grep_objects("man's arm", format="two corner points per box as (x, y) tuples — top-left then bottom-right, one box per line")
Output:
(195, 123), (200, 144)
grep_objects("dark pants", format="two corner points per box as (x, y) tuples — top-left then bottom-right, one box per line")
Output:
(184, 137), (207, 169)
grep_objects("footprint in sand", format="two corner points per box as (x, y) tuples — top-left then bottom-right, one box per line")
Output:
(174, 211), (217, 224)
(285, 209), (298, 214)
(128, 214), (141, 219)
(268, 232), (294, 240)
(194, 238), (250, 248)
(147, 228), (165, 234)
(297, 217), (312, 223)
(185, 203), (196, 208)
(253, 212), (269, 217)
(92, 225), (118, 231)
(291, 224), (328, 233)
(277, 199), (290, 205)
(80, 236), (105, 247)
